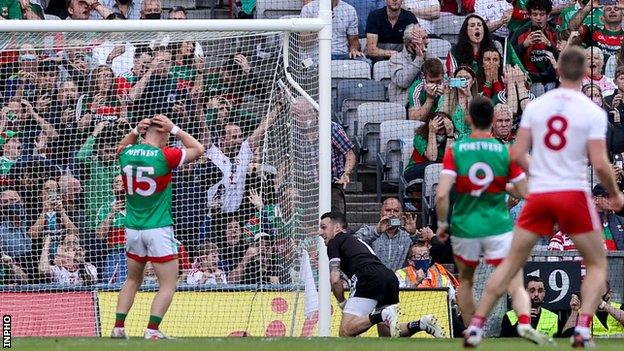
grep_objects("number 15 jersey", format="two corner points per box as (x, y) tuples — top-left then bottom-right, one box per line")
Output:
(519, 88), (607, 194)
(119, 144), (186, 230)
(442, 137), (525, 238)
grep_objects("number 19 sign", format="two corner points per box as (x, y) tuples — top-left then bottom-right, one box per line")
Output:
(524, 261), (582, 310)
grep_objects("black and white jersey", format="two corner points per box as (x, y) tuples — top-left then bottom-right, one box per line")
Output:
(327, 231), (385, 279)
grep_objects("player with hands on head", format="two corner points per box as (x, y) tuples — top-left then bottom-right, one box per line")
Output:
(466, 47), (624, 349)
(111, 114), (204, 340)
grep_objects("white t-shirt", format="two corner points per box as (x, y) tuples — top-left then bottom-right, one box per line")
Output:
(582, 75), (616, 97)
(206, 140), (253, 213)
(301, 0), (359, 55)
(50, 264), (98, 286)
(404, 0), (439, 35)
(92, 41), (136, 77)
(474, 0), (513, 38)
(519, 88), (607, 193)
(186, 269), (227, 285)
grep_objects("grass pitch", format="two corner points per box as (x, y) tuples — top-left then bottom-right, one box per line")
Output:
(12, 337), (624, 351)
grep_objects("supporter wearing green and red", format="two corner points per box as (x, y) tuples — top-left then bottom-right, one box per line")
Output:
(510, 0), (558, 85)
(441, 132), (525, 238)
(115, 49), (153, 95)
(569, 2), (624, 64)
(407, 58), (444, 121)
(404, 112), (454, 183)
(557, 0), (603, 32)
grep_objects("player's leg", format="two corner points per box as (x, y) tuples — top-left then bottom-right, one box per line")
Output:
(506, 270), (553, 345)
(391, 315), (445, 338)
(144, 227), (179, 339)
(449, 236), (480, 326)
(112, 229), (147, 339)
(339, 297), (379, 336)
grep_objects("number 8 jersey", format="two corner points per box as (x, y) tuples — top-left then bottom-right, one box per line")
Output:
(119, 144), (186, 230)
(519, 88), (607, 194)
(442, 137), (525, 238)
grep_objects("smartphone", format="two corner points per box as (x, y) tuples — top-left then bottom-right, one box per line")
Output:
(615, 153), (623, 169)
(389, 218), (402, 227)
(449, 77), (468, 89)
(531, 25), (541, 32)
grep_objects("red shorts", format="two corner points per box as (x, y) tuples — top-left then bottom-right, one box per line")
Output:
(517, 191), (601, 235)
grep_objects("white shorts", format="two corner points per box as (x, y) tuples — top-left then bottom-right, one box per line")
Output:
(125, 226), (178, 263)
(452, 232), (512, 268)
(343, 297), (378, 317)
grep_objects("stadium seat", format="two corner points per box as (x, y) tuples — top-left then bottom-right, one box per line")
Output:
(373, 60), (392, 87)
(376, 120), (423, 202)
(256, 0), (303, 19)
(427, 38), (452, 60)
(279, 15), (300, 19)
(331, 60), (371, 79)
(337, 80), (386, 131)
(421, 163), (443, 227)
(434, 14), (466, 45)
(355, 102), (406, 165)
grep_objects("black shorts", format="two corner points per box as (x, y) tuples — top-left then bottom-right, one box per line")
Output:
(350, 264), (400, 308)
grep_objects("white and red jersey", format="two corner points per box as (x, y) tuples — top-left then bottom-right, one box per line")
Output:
(519, 88), (607, 194)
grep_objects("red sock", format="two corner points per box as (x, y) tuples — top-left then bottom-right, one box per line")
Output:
(518, 314), (531, 325)
(576, 313), (593, 328)
(470, 315), (487, 328)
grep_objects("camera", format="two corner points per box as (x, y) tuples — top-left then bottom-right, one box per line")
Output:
(389, 218), (402, 227)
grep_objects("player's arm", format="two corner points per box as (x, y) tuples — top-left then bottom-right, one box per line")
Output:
(329, 259), (346, 306)
(117, 118), (151, 153)
(510, 127), (532, 172)
(152, 115), (205, 163)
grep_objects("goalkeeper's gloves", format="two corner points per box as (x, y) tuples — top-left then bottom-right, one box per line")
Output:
(338, 300), (347, 310)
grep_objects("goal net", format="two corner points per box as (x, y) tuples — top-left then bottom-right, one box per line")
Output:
(0, 27), (329, 337)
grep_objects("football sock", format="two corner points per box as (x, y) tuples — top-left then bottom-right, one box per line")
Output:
(147, 315), (163, 331)
(369, 311), (383, 325)
(469, 314), (486, 329)
(518, 314), (531, 325)
(576, 313), (592, 328)
(407, 321), (422, 333)
(114, 313), (127, 328)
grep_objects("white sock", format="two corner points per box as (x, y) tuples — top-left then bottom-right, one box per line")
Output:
(574, 326), (590, 338)
(381, 308), (390, 321)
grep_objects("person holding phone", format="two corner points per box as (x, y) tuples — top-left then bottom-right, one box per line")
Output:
(510, 0), (558, 92)
(403, 112), (454, 182)
(437, 65), (478, 141)
(569, 1), (624, 64)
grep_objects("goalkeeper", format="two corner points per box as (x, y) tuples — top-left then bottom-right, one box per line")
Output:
(110, 115), (204, 339)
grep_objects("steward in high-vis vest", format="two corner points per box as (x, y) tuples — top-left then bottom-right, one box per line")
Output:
(500, 276), (559, 337)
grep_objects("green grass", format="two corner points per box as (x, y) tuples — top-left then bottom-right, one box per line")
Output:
(10, 337), (624, 351)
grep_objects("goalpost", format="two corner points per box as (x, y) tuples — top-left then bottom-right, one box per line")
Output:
(0, 1), (333, 337)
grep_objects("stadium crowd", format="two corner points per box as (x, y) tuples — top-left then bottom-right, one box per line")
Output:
(0, 0), (623, 338)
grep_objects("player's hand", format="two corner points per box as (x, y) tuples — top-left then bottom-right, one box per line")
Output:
(338, 299), (347, 310)
(570, 294), (581, 311)
(507, 195), (520, 209)
(376, 216), (390, 234)
(608, 191), (624, 211)
(151, 114), (174, 133)
(136, 118), (151, 134)
(403, 212), (417, 234)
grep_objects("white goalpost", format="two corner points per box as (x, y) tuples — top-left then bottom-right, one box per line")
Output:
(0, 0), (332, 337)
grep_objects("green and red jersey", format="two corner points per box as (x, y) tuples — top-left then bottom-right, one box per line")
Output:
(118, 144), (185, 230)
(579, 24), (624, 63)
(442, 137), (525, 238)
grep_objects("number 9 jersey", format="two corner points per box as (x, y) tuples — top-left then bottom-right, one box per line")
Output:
(119, 144), (186, 230)
(519, 88), (607, 194)
(442, 137), (525, 238)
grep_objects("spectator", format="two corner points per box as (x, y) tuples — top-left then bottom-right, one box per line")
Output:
(474, 0), (514, 44)
(116, 48), (152, 96)
(499, 65), (534, 116)
(570, 3), (624, 64)
(366, 0), (419, 61)
(58, 44), (92, 93)
(228, 232), (281, 284)
(0, 190), (32, 269)
(90, 0), (141, 20)
(343, 0), (385, 38)
(562, 283), (624, 337)
(478, 46), (506, 99)
(395, 241), (458, 293)
(186, 242), (227, 285)
(402, 0), (440, 36)
(0, 131), (21, 178)
(66, 0), (112, 20)
(439, 0), (458, 14)
(507, 0), (530, 32)
(45, 81), (84, 170)
(582, 47), (615, 97)
(237, 0), (255, 19)
(170, 40), (205, 93)
(445, 14), (493, 76)
(355, 197), (417, 271)
(406, 57), (443, 120)
(77, 66), (124, 126)
(92, 35), (137, 78)
(28, 179), (79, 242)
(0, 0), (44, 19)
(510, 0), (557, 94)
(96, 175), (126, 284)
(0, 248), (28, 284)
(204, 53), (252, 107)
(388, 24), (428, 106)
(330, 120), (356, 215)
(492, 104), (515, 143)
(216, 216), (250, 273)
(75, 121), (123, 234)
(605, 68), (624, 153)
(300, 0), (365, 61)
(140, 0), (161, 19)
(582, 83), (604, 108)
(9, 99), (58, 155)
(500, 276), (559, 337)
(403, 112), (454, 182)
(129, 48), (177, 119)
(168, 5), (187, 19)
(438, 65), (478, 140)
(38, 233), (97, 285)
(3, 44), (38, 101)
(557, 0), (602, 32)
